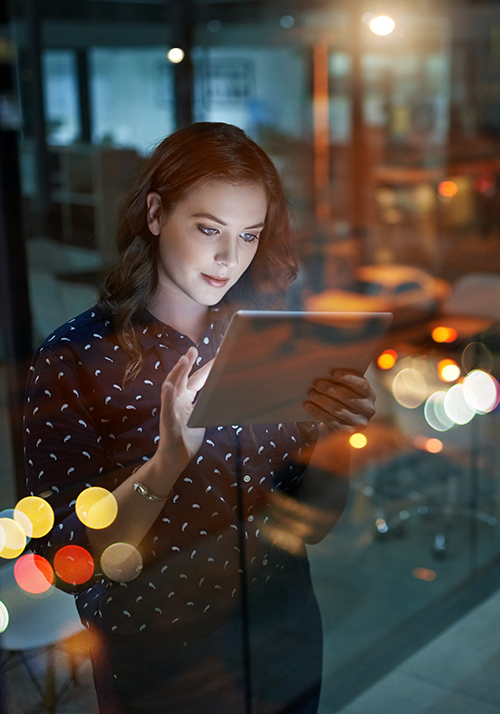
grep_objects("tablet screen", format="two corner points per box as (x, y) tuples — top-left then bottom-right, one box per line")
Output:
(188, 310), (392, 427)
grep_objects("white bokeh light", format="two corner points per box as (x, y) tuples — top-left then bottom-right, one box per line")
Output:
(424, 392), (454, 432)
(369, 15), (396, 36)
(444, 384), (475, 425)
(463, 370), (500, 414)
(0, 601), (9, 633)
(392, 368), (427, 408)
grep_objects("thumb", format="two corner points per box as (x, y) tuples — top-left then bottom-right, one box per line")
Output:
(187, 358), (214, 393)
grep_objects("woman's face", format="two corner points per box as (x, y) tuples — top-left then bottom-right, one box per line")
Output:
(147, 180), (267, 310)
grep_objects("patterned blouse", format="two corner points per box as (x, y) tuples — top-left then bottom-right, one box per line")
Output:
(24, 306), (320, 639)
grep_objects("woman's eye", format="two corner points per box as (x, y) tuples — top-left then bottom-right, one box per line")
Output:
(197, 225), (219, 236)
(240, 233), (258, 243)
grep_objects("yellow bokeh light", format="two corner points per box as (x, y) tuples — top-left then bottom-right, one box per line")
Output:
(14, 496), (54, 539)
(75, 487), (118, 530)
(167, 47), (185, 63)
(438, 359), (460, 382)
(377, 349), (397, 370)
(0, 600), (9, 632)
(349, 433), (368, 449)
(101, 542), (143, 582)
(0, 518), (27, 559)
(368, 15), (395, 36)
(431, 326), (457, 343)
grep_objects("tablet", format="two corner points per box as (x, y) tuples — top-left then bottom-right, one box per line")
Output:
(188, 310), (392, 427)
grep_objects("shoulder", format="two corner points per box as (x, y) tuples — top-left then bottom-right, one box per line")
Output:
(39, 305), (113, 354)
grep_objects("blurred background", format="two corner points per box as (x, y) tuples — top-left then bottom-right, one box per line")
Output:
(2, 0), (500, 712)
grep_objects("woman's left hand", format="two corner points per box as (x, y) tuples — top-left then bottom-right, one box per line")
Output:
(303, 370), (376, 433)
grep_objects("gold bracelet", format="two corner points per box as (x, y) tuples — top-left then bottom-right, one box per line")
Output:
(133, 481), (170, 502)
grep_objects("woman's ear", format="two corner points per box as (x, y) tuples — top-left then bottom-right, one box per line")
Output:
(146, 192), (163, 236)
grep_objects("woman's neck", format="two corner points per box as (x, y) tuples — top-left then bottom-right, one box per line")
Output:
(148, 292), (209, 345)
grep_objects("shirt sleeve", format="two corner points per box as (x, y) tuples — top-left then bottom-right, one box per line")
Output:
(24, 344), (132, 592)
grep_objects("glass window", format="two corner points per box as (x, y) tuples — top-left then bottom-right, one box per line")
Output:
(42, 50), (79, 145)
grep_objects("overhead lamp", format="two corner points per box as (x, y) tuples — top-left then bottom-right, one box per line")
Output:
(368, 15), (395, 36)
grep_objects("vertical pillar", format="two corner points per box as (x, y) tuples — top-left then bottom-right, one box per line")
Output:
(312, 43), (330, 221)
(171, 0), (194, 129)
(0, 2), (33, 499)
(76, 49), (92, 143)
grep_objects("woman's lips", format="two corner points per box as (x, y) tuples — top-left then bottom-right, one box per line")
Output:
(201, 273), (230, 288)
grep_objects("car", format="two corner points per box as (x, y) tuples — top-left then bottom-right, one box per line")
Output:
(305, 264), (451, 326)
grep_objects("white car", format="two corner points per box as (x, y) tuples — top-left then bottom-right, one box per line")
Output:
(305, 265), (451, 326)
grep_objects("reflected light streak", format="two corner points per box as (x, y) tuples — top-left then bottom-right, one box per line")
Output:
(424, 392), (454, 432)
(101, 543), (143, 583)
(76, 487), (118, 530)
(0, 601), (8, 632)
(14, 496), (54, 539)
(392, 368), (427, 408)
(14, 554), (54, 594)
(54, 545), (94, 585)
(463, 370), (500, 414)
(368, 15), (395, 35)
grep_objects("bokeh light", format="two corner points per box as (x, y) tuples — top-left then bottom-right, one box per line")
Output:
(431, 326), (457, 343)
(444, 384), (475, 425)
(392, 368), (427, 408)
(0, 601), (9, 632)
(413, 567), (437, 582)
(101, 542), (143, 582)
(462, 341), (493, 374)
(349, 433), (368, 449)
(377, 349), (398, 370)
(424, 392), (454, 432)
(167, 47), (185, 63)
(368, 15), (395, 35)
(424, 438), (443, 454)
(463, 370), (500, 414)
(0, 517), (27, 559)
(76, 487), (118, 530)
(437, 359), (461, 383)
(438, 180), (458, 198)
(14, 553), (54, 594)
(54, 545), (94, 585)
(14, 496), (54, 539)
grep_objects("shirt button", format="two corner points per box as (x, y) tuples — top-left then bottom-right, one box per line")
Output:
(247, 515), (254, 522)
(262, 559), (268, 566)
(243, 475), (251, 483)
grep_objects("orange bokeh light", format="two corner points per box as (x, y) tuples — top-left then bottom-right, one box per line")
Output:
(424, 438), (443, 454)
(431, 326), (458, 343)
(438, 180), (458, 198)
(377, 349), (398, 370)
(14, 554), (54, 594)
(413, 567), (437, 582)
(54, 545), (94, 585)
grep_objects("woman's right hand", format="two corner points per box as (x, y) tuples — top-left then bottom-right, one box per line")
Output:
(154, 346), (213, 478)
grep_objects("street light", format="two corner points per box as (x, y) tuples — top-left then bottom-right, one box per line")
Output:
(368, 15), (395, 36)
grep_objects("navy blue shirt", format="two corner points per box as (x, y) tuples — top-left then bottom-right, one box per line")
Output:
(24, 306), (320, 637)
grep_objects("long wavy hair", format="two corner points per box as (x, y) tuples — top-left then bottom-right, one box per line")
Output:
(99, 122), (297, 382)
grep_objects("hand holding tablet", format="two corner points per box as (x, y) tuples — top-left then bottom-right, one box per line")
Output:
(188, 311), (392, 428)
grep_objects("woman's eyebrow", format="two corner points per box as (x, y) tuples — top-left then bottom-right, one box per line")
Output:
(191, 213), (265, 230)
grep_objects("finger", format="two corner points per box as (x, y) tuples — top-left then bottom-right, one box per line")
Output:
(329, 371), (373, 397)
(312, 381), (376, 416)
(305, 393), (370, 429)
(310, 388), (376, 421)
(302, 401), (357, 432)
(187, 357), (214, 393)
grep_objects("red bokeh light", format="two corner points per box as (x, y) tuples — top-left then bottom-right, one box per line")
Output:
(14, 554), (54, 594)
(54, 545), (94, 585)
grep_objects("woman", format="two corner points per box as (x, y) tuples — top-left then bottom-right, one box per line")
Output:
(24, 123), (375, 714)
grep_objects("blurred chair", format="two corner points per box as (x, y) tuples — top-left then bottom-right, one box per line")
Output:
(0, 560), (88, 714)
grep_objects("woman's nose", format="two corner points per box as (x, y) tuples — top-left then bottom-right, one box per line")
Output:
(215, 239), (238, 268)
